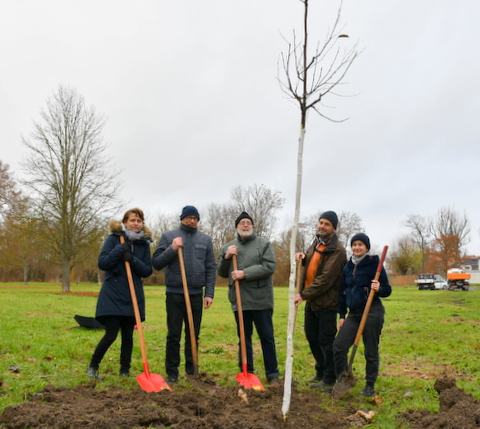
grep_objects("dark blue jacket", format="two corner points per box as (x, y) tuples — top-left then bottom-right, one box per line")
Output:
(152, 223), (216, 298)
(96, 221), (153, 324)
(339, 254), (391, 318)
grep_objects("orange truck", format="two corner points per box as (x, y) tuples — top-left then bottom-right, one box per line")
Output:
(446, 268), (470, 291)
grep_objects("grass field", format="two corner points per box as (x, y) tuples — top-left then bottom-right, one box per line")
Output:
(1, 282), (479, 427)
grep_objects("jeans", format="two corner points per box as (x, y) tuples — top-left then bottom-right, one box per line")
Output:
(234, 309), (279, 380)
(333, 306), (385, 383)
(304, 303), (337, 384)
(90, 315), (136, 373)
(165, 293), (203, 377)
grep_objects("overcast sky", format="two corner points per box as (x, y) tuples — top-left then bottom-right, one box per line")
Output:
(1, 0), (479, 255)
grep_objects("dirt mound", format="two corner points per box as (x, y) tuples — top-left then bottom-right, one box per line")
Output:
(0, 381), (354, 429)
(400, 377), (480, 428)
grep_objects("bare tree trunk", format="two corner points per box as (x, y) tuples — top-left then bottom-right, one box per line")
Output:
(62, 261), (71, 292)
(23, 257), (28, 285)
(282, 127), (305, 418)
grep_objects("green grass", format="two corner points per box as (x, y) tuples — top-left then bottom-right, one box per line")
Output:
(1, 283), (480, 428)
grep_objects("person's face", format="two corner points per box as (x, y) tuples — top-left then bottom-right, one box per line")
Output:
(236, 218), (253, 239)
(317, 218), (335, 239)
(351, 240), (368, 257)
(181, 215), (199, 228)
(124, 213), (143, 233)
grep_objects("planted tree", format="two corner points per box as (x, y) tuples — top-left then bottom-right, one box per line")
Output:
(21, 85), (122, 292)
(278, 0), (359, 418)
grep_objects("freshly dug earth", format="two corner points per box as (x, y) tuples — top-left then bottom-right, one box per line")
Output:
(400, 377), (480, 428)
(0, 379), (356, 429)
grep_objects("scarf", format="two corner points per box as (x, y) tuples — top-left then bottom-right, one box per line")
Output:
(124, 227), (144, 241)
(351, 252), (369, 266)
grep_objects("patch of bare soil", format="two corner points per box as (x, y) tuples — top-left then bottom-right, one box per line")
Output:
(400, 377), (480, 428)
(0, 380), (358, 429)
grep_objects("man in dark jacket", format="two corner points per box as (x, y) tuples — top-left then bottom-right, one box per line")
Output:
(294, 210), (347, 391)
(152, 205), (216, 383)
(217, 211), (280, 385)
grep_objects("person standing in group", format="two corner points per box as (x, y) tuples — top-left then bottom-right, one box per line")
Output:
(152, 205), (216, 384)
(87, 208), (153, 378)
(333, 233), (391, 397)
(217, 211), (280, 385)
(294, 210), (347, 391)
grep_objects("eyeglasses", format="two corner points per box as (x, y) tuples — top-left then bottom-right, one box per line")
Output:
(184, 216), (199, 222)
(238, 220), (252, 226)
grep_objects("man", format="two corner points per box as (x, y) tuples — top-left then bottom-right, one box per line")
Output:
(294, 210), (347, 391)
(217, 211), (279, 385)
(152, 205), (216, 383)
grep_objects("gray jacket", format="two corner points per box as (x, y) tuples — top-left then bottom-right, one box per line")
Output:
(218, 232), (276, 311)
(152, 223), (216, 298)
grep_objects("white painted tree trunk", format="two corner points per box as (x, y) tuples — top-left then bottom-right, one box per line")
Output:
(282, 127), (306, 420)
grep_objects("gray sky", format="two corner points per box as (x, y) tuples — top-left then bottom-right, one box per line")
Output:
(1, 0), (479, 255)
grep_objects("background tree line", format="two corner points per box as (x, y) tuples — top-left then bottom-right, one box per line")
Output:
(0, 86), (473, 289)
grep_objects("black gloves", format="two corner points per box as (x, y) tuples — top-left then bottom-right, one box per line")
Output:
(122, 242), (134, 263)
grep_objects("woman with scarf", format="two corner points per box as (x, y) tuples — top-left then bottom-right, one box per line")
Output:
(332, 233), (391, 397)
(87, 208), (153, 378)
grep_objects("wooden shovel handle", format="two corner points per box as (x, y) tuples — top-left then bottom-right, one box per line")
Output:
(120, 236), (149, 368)
(232, 255), (248, 368)
(352, 245), (389, 347)
(178, 246), (198, 375)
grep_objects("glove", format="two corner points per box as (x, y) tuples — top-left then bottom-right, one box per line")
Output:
(123, 251), (134, 263)
(121, 241), (133, 262)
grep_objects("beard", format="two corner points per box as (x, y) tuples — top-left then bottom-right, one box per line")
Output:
(238, 229), (253, 240)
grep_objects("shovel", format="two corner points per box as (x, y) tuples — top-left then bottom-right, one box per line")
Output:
(232, 254), (265, 391)
(331, 245), (388, 399)
(177, 246), (199, 377)
(120, 236), (171, 392)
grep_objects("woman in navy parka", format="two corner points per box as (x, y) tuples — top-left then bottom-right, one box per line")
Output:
(87, 208), (153, 378)
(333, 233), (391, 397)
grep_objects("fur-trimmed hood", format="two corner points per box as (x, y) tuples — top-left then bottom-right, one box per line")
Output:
(108, 220), (153, 239)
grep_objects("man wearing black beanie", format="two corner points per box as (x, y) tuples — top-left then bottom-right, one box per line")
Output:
(152, 205), (216, 384)
(217, 211), (280, 386)
(294, 210), (347, 391)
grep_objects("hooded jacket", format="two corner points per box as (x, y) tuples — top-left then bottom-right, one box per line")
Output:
(96, 220), (153, 324)
(339, 254), (391, 318)
(217, 232), (276, 312)
(151, 223), (216, 298)
(299, 233), (347, 312)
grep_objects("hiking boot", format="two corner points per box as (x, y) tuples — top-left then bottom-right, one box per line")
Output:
(308, 373), (322, 383)
(268, 377), (281, 387)
(86, 367), (99, 378)
(360, 384), (375, 397)
(310, 380), (334, 392)
(167, 375), (178, 384)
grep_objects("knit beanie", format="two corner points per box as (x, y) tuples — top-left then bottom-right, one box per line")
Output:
(319, 210), (338, 230)
(235, 211), (254, 228)
(180, 205), (200, 220)
(350, 233), (371, 250)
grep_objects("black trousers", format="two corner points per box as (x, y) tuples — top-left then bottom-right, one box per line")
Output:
(90, 315), (136, 373)
(165, 293), (203, 378)
(234, 309), (279, 380)
(304, 303), (337, 384)
(332, 306), (385, 384)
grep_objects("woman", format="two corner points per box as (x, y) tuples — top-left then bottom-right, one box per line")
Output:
(332, 233), (391, 396)
(87, 208), (153, 378)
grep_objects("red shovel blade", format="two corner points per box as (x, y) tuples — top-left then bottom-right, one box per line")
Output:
(236, 365), (265, 391)
(137, 365), (172, 392)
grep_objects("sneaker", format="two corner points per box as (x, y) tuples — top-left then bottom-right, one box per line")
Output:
(308, 373), (322, 383)
(310, 380), (334, 392)
(360, 384), (375, 397)
(119, 371), (130, 377)
(86, 367), (99, 378)
(167, 375), (178, 384)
